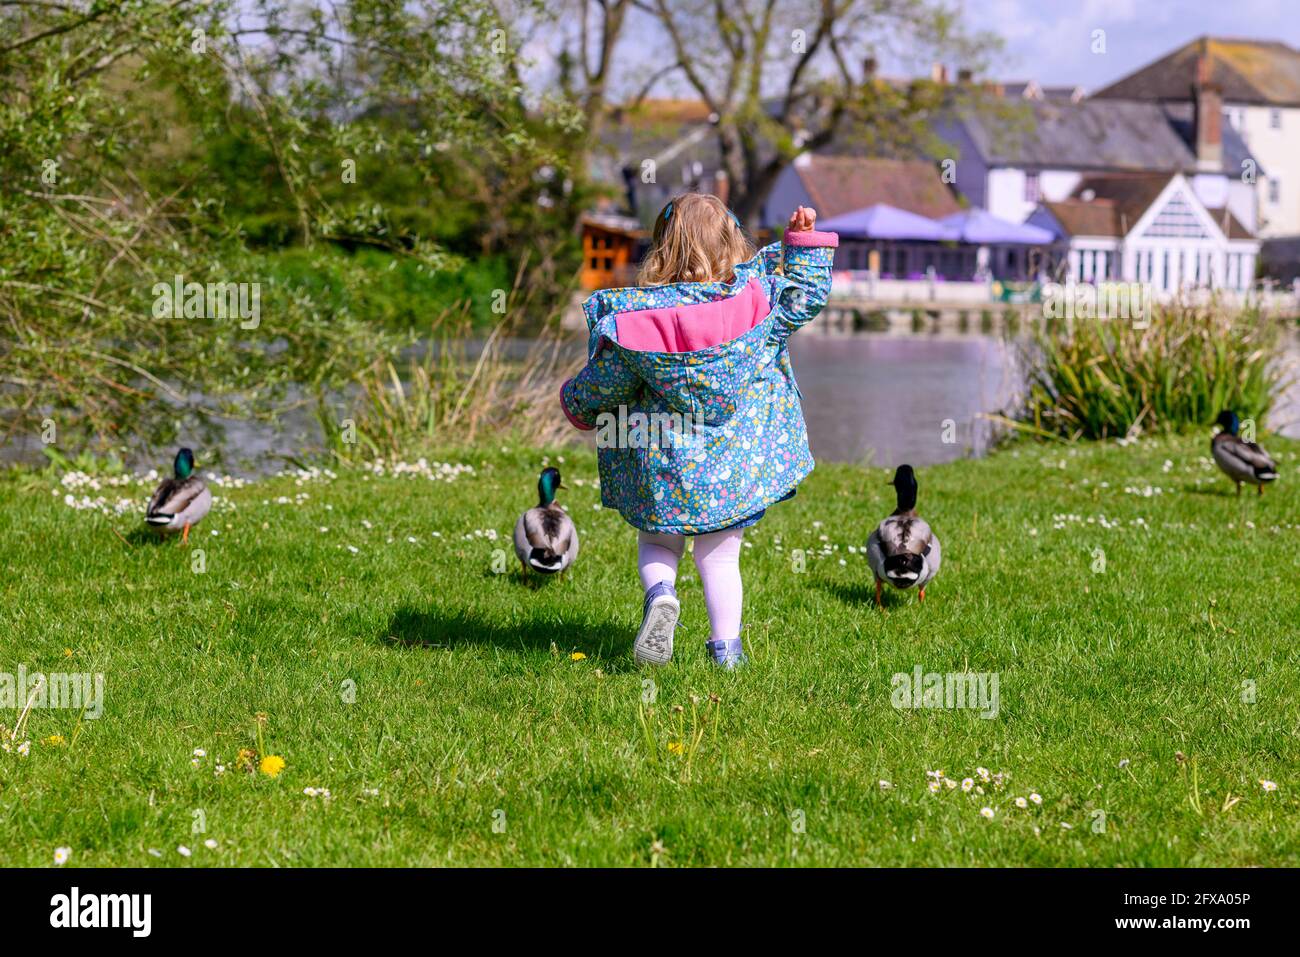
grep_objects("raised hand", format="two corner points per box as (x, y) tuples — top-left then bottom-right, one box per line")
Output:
(787, 206), (817, 232)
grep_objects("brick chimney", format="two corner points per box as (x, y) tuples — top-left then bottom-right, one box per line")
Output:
(1192, 48), (1223, 172)
(931, 62), (948, 84)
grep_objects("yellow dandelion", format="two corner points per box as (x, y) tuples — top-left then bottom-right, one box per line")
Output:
(667, 741), (685, 755)
(63, 648), (73, 658)
(570, 652), (587, 661)
(44, 735), (65, 746)
(259, 755), (286, 777)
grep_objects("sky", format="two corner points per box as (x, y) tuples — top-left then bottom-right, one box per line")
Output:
(580, 0), (1300, 107)
(970, 0), (1300, 91)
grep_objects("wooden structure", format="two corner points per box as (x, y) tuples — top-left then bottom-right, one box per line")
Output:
(580, 213), (645, 290)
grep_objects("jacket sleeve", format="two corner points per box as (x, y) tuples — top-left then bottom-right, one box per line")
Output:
(560, 338), (643, 431)
(770, 228), (838, 345)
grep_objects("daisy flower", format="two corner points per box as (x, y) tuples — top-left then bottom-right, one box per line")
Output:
(54, 847), (71, 866)
(980, 807), (995, 819)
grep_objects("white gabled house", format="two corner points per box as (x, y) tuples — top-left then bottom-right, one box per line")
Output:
(1026, 172), (1260, 295)
(1095, 36), (1300, 239)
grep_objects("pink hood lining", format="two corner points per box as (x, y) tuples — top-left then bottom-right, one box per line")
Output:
(614, 278), (771, 354)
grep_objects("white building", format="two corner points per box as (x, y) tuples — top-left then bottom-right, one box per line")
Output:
(937, 90), (1258, 238)
(1095, 36), (1300, 239)
(1025, 172), (1259, 296)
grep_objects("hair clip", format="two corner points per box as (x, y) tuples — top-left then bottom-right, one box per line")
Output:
(663, 201), (674, 221)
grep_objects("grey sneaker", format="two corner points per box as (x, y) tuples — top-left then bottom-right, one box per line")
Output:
(633, 581), (679, 666)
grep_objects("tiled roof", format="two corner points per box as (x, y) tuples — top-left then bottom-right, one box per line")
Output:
(1040, 201), (1123, 238)
(792, 155), (962, 220)
(954, 96), (1247, 174)
(1039, 173), (1254, 241)
(1204, 207), (1254, 240)
(1095, 37), (1300, 107)
(1041, 173), (1175, 238)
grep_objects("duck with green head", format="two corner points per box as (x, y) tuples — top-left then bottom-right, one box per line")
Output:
(513, 467), (579, 574)
(146, 448), (212, 544)
(1211, 410), (1278, 496)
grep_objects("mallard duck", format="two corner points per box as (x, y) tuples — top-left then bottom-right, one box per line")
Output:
(867, 464), (941, 607)
(513, 467), (579, 574)
(1212, 410), (1278, 496)
(145, 447), (212, 543)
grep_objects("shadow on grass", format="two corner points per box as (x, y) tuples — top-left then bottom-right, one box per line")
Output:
(1181, 482), (1240, 498)
(479, 566), (570, 591)
(114, 525), (180, 547)
(382, 604), (632, 668)
(817, 578), (917, 609)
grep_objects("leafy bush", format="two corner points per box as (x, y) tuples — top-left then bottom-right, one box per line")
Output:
(261, 248), (516, 331)
(1021, 303), (1288, 440)
(0, 0), (581, 457)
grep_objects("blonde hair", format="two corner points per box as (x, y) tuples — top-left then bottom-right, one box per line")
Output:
(636, 193), (756, 286)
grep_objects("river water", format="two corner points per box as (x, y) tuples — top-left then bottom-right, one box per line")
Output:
(7, 327), (1298, 474)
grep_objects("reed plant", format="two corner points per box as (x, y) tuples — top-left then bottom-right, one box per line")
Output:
(1020, 301), (1290, 440)
(324, 274), (581, 460)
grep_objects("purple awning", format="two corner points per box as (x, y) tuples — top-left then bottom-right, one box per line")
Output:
(938, 208), (1055, 245)
(819, 204), (955, 241)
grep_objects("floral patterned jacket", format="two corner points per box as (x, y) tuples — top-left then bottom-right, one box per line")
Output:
(560, 229), (839, 534)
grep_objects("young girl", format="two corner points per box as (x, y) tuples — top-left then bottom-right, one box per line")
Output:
(561, 193), (837, 668)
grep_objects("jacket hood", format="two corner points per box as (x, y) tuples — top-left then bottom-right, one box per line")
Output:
(597, 278), (778, 424)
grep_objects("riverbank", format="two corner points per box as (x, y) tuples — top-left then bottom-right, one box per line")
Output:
(1, 435), (1297, 865)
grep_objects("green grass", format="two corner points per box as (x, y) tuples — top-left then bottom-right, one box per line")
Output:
(1, 436), (1298, 867)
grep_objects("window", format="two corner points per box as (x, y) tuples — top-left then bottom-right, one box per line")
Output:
(1269, 178), (1281, 204)
(1142, 191), (1209, 238)
(1162, 250), (1170, 290)
(1270, 108), (1282, 129)
(1023, 171), (1041, 204)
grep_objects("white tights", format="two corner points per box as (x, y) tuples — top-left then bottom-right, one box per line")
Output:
(637, 528), (744, 642)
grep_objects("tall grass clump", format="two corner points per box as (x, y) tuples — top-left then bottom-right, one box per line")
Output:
(1020, 302), (1290, 440)
(321, 269), (581, 460)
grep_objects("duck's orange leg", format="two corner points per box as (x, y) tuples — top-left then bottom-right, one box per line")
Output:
(180, 522), (191, 545)
(874, 578), (883, 609)
(918, 586), (926, 603)
(1258, 483), (1264, 497)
